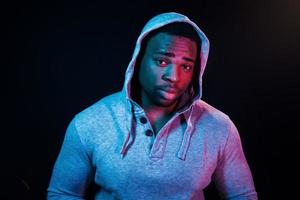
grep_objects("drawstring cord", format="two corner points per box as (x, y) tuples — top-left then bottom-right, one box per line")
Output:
(120, 100), (135, 158)
(177, 105), (195, 160)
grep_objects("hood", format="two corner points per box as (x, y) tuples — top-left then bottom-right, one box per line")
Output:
(120, 12), (210, 160)
(123, 12), (210, 106)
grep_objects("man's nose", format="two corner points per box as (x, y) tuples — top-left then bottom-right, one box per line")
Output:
(162, 65), (179, 82)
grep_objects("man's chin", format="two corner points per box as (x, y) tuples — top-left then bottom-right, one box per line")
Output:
(153, 97), (178, 108)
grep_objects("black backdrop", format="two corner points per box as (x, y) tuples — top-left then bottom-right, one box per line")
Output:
(3, 0), (300, 199)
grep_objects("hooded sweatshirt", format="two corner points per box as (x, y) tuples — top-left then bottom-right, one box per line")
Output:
(47, 12), (257, 200)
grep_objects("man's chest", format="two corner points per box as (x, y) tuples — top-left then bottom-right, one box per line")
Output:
(92, 126), (218, 193)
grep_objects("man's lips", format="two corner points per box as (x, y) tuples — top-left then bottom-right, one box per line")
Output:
(157, 86), (178, 94)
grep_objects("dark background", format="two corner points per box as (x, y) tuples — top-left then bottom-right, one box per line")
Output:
(3, 0), (300, 199)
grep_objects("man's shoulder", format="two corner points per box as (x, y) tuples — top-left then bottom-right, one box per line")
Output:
(195, 100), (232, 124)
(74, 91), (126, 123)
(193, 100), (237, 140)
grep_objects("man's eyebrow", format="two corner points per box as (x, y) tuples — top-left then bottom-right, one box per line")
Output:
(155, 51), (175, 57)
(155, 51), (195, 63)
(182, 57), (195, 63)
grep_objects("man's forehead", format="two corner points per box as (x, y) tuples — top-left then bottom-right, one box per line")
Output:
(146, 32), (197, 58)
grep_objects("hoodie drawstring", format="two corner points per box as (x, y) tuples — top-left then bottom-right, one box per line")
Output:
(177, 105), (195, 160)
(120, 100), (135, 158)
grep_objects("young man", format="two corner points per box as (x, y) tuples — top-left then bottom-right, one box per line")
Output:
(48, 12), (257, 199)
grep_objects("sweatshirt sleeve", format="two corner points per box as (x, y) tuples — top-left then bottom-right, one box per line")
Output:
(212, 120), (258, 200)
(47, 117), (94, 200)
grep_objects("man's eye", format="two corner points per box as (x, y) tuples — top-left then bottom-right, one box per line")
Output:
(155, 58), (168, 66)
(182, 64), (193, 71)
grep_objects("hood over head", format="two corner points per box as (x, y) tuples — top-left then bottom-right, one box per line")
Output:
(123, 12), (210, 109)
(120, 12), (210, 160)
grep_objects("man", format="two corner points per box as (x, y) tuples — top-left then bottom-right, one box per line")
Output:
(48, 12), (257, 199)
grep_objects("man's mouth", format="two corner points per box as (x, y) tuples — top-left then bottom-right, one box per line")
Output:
(158, 86), (177, 94)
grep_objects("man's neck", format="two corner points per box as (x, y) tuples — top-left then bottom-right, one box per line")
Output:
(140, 92), (177, 134)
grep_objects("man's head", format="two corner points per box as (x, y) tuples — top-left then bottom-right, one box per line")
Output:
(133, 22), (200, 108)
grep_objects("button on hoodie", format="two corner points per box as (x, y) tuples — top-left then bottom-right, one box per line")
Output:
(140, 117), (147, 124)
(145, 129), (153, 136)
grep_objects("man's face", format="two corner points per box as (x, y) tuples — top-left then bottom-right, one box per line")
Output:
(139, 32), (197, 108)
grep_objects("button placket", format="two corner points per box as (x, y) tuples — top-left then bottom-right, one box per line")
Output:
(138, 116), (153, 137)
(136, 113), (155, 154)
(137, 115), (155, 138)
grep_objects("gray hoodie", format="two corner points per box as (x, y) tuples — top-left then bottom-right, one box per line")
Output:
(48, 12), (257, 200)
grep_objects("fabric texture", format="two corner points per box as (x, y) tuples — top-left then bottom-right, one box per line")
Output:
(47, 12), (257, 200)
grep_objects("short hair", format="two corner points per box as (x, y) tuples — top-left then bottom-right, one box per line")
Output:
(132, 22), (201, 101)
